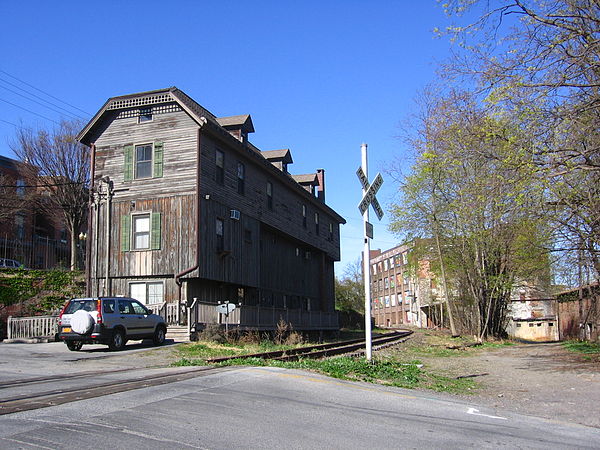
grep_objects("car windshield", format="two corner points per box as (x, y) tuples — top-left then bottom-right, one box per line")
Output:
(64, 299), (97, 314)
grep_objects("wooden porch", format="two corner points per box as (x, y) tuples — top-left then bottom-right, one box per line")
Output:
(5, 301), (339, 342)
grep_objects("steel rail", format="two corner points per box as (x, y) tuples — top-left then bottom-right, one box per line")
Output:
(0, 367), (142, 389)
(0, 366), (233, 416)
(206, 330), (412, 364)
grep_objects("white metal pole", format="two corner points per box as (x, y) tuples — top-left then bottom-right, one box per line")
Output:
(361, 143), (372, 361)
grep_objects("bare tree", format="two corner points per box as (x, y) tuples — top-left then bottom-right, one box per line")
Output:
(0, 173), (21, 222)
(440, 0), (600, 282)
(11, 120), (90, 270)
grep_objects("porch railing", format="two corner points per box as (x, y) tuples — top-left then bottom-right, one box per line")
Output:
(4, 302), (339, 340)
(188, 300), (339, 332)
(7, 315), (59, 340)
(147, 302), (179, 325)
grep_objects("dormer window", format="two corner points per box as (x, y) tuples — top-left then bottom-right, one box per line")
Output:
(139, 108), (152, 123)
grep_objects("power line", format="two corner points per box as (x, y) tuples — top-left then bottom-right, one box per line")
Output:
(0, 69), (92, 117)
(0, 97), (61, 125)
(0, 180), (84, 188)
(0, 79), (87, 121)
(0, 118), (18, 127)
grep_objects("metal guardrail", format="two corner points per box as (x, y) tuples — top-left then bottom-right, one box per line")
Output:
(7, 315), (59, 340)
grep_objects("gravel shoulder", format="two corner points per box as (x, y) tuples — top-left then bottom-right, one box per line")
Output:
(397, 337), (600, 429)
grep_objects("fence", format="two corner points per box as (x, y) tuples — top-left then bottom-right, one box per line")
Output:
(7, 315), (59, 340)
(0, 234), (80, 270)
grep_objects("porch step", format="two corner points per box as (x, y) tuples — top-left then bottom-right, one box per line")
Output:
(166, 325), (190, 343)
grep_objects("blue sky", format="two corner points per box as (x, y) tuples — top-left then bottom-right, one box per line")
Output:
(0, 1), (456, 275)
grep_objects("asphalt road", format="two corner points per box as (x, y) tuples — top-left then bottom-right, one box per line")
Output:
(0, 342), (599, 449)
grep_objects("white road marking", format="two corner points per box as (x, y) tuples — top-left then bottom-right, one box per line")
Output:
(467, 407), (508, 420)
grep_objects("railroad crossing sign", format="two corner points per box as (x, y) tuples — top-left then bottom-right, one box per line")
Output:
(216, 302), (236, 315)
(356, 167), (384, 220)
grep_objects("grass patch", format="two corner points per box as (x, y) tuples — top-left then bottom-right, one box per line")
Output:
(562, 340), (600, 355)
(479, 341), (514, 349)
(172, 329), (481, 394)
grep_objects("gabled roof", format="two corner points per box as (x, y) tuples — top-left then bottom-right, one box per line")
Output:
(292, 173), (319, 185)
(77, 87), (219, 145)
(216, 114), (255, 133)
(261, 149), (293, 164)
(77, 87), (345, 224)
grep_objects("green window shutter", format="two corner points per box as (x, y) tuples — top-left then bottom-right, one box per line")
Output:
(151, 212), (161, 250)
(124, 145), (134, 181)
(121, 215), (131, 252)
(153, 142), (164, 178)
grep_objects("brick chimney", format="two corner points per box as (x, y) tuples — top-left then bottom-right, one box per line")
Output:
(316, 169), (325, 202)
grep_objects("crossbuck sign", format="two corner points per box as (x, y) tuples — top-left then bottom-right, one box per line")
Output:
(356, 168), (384, 220)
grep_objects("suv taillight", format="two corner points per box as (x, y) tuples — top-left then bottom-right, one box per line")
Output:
(96, 299), (103, 324)
(58, 301), (69, 326)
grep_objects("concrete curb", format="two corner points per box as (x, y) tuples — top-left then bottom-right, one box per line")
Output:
(1, 337), (56, 344)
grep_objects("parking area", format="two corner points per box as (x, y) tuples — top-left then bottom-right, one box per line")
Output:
(0, 340), (181, 382)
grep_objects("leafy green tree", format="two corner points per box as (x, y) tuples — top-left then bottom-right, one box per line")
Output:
(440, 0), (600, 282)
(335, 258), (365, 314)
(390, 89), (552, 339)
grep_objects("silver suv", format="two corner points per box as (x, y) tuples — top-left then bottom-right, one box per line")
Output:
(58, 297), (167, 351)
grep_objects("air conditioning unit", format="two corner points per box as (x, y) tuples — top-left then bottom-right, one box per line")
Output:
(230, 209), (240, 220)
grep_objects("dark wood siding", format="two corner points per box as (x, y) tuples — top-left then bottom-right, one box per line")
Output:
(86, 93), (342, 319)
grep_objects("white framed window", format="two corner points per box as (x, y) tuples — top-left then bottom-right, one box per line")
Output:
(124, 142), (163, 181)
(129, 281), (164, 305)
(135, 144), (153, 179)
(133, 214), (150, 250)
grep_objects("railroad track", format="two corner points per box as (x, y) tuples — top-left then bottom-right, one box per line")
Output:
(206, 330), (413, 363)
(0, 365), (233, 416)
(1, 330), (412, 415)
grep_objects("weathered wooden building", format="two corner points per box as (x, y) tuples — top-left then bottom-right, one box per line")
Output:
(77, 87), (344, 331)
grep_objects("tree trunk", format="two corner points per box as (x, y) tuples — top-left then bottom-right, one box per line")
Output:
(434, 229), (458, 336)
(70, 225), (77, 271)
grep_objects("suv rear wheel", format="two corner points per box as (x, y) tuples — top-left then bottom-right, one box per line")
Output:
(108, 328), (126, 351)
(66, 341), (83, 351)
